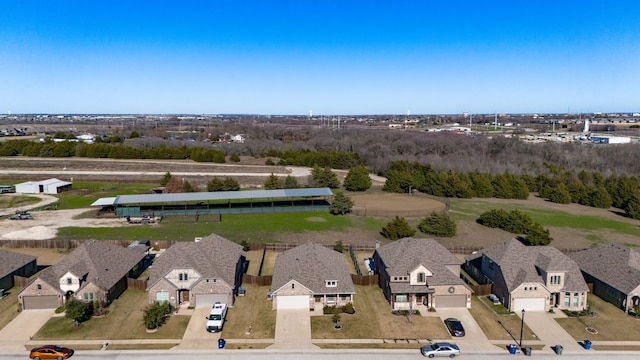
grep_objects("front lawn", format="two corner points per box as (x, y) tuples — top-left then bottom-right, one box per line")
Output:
(221, 285), (275, 339)
(468, 296), (537, 341)
(311, 285), (450, 340)
(32, 290), (188, 340)
(0, 287), (21, 331)
(556, 295), (640, 341)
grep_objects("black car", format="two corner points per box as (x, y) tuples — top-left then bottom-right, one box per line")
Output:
(444, 318), (465, 337)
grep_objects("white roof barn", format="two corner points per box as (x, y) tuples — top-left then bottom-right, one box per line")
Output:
(14, 178), (72, 194)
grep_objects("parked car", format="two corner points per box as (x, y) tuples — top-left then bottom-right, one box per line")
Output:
(420, 342), (460, 358)
(444, 318), (465, 337)
(9, 211), (32, 220)
(29, 345), (74, 359)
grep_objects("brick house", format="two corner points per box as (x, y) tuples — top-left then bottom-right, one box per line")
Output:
(374, 237), (472, 310)
(18, 240), (148, 310)
(569, 243), (640, 313)
(465, 238), (588, 312)
(146, 234), (246, 308)
(270, 242), (355, 311)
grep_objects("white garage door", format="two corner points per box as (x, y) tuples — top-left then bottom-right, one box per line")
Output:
(194, 293), (229, 308)
(512, 297), (545, 311)
(276, 295), (309, 310)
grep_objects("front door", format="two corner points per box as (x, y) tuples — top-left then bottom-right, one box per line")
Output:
(181, 290), (189, 303)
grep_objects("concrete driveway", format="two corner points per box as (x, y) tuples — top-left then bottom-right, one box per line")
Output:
(519, 311), (584, 352)
(0, 309), (54, 351)
(437, 308), (496, 350)
(174, 307), (220, 349)
(268, 309), (318, 349)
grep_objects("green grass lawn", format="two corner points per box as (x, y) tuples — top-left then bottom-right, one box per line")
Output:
(311, 285), (450, 340)
(32, 290), (188, 340)
(52, 182), (157, 210)
(221, 285), (275, 339)
(0, 194), (42, 210)
(556, 295), (640, 341)
(449, 198), (640, 237)
(56, 211), (383, 243)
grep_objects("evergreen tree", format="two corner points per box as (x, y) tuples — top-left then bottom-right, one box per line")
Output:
(263, 173), (282, 190)
(547, 183), (572, 204)
(182, 180), (197, 192)
(624, 192), (640, 220)
(418, 212), (457, 237)
(329, 190), (354, 215)
(207, 177), (224, 192)
(165, 176), (183, 193)
(310, 165), (340, 188)
(65, 299), (92, 326)
(283, 175), (298, 189)
(381, 216), (416, 240)
(160, 172), (172, 186)
(222, 177), (240, 191)
(343, 165), (372, 191)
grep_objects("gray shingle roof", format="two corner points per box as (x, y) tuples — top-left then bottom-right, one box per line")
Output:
(375, 237), (466, 293)
(569, 243), (640, 294)
(271, 242), (355, 294)
(37, 240), (146, 292)
(0, 249), (36, 278)
(479, 238), (588, 293)
(148, 234), (245, 288)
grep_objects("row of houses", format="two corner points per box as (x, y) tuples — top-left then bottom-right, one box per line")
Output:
(2, 236), (639, 315)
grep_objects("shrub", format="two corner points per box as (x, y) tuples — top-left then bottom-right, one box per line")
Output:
(143, 302), (173, 330)
(418, 211), (457, 237)
(381, 216), (416, 240)
(65, 299), (92, 326)
(334, 240), (344, 253)
(342, 302), (355, 314)
(392, 309), (421, 316)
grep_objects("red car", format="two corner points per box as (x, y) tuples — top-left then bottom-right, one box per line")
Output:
(29, 345), (74, 360)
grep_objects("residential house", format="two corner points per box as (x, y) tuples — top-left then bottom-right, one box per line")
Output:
(569, 243), (640, 313)
(146, 234), (246, 308)
(18, 240), (148, 310)
(271, 242), (355, 311)
(374, 238), (472, 310)
(0, 249), (38, 293)
(465, 238), (588, 312)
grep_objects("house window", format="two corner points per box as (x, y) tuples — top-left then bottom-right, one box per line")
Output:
(564, 296), (570, 307)
(84, 293), (88, 301)
(488, 260), (494, 270)
(67, 277), (73, 285)
(573, 296), (579, 307)
(550, 275), (562, 285)
(393, 276), (398, 281)
(395, 294), (408, 303)
(156, 291), (169, 304)
(325, 280), (337, 287)
(291, 283), (295, 289)
(37, 284), (42, 290)
(178, 273), (188, 281)
(417, 272), (425, 283)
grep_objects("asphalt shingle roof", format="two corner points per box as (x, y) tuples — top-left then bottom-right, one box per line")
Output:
(271, 242), (355, 294)
(478, 238), (588, 293)
(375, 237), (466, 293)
(148, 234), (245, 288)
(569, 243), (640, 294)
(37, 240), (147, 292)
(0, 249), (36, 279)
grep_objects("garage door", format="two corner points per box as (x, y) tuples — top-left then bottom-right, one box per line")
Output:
(276, 295), (310, 310)
(512, 297), (545, 311)
(23, 296), (59, 310)
(436, 295), (467, 308)
(194, 293), (229, 308)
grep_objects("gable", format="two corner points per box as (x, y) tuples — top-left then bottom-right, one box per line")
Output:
(272, 279), (313, 296)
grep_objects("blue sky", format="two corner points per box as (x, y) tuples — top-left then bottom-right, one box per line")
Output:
(1, 1), (638, 115)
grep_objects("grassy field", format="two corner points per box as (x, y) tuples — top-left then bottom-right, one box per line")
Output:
(245, 250), (264, 276)
(32, 290), (188, 340)
(0, 287), (21, 331)
(556, 295), (640, 341)
(468, 296), (537, 341)
(221, 285), (275, 339)
(52, 182), (156, 210)
(311, 285), (450, 340)
(260, 251), (278, 276)
(0, 194), (41, 210)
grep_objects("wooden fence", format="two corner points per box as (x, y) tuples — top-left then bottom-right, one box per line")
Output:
(242, 274), (272, 286)
(469, 284), (492, 296)
(351, 274), (378, 286)
(0, 239), (176, 250)
(127, 278), (148, 291)
(13, 275), (29, 288)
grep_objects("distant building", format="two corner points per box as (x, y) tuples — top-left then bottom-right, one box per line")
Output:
(15, 178), (72, 194)
(590, 135), (631, 144)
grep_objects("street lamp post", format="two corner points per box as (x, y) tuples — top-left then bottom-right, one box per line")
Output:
(519, 309), (526, 346)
